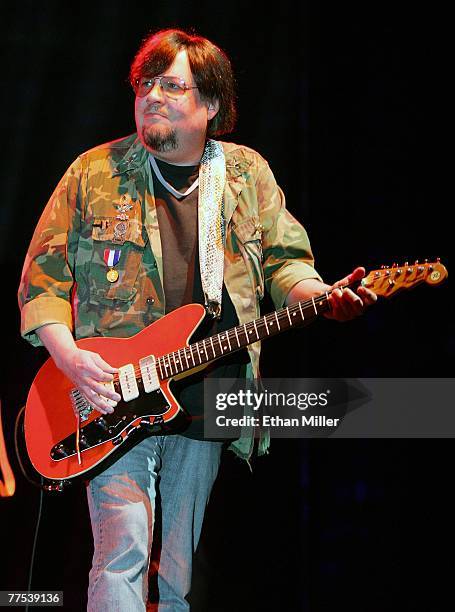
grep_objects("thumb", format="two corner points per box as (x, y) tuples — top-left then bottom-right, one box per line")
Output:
(333, 266), (365, 289)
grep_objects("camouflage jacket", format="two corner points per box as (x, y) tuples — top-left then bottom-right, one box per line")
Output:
(18, 133), (321, 461)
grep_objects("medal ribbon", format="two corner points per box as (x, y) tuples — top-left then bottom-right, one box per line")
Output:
(103, 249), (121, 268)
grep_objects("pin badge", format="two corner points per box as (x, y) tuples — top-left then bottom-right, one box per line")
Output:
(113, 195), (134, 243)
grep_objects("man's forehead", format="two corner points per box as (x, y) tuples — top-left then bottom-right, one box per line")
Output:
(162, 49), (191, 76)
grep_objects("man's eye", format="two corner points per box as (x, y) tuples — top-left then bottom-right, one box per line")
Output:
(166, 81), (181, 90)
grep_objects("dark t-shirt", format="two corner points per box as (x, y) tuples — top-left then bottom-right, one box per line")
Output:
(152, 157), (247, 439)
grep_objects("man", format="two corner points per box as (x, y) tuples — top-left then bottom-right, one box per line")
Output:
(18, 29), (376, 611)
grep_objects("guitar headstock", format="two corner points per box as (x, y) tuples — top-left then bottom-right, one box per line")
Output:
(361, 259), (448, 298)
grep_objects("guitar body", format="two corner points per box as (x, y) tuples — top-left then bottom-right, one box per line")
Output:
(24, 303), (206, 481)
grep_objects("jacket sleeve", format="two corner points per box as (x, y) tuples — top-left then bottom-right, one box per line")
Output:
(18, 157), (83, 347)
(256, 158), (322, 309)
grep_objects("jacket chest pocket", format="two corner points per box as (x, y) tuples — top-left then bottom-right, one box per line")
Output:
(232, 217), (265, 300)
(88, 217), (147, 304)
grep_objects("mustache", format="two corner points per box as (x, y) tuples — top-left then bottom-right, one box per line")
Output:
(144, 105), (166, 116)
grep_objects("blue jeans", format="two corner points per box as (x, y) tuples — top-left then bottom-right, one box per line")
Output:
(86, 434), (223, 611)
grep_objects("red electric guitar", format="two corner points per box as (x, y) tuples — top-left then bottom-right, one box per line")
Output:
(24, 260), (447, 482)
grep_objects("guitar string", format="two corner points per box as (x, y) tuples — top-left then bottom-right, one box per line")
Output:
(112, 264), (433, 386)
(112, 290), (332, 386)
(100, 264), (432, 395)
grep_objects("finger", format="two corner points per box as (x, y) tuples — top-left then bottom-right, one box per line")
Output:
(92, 380), (121, 403)
(342, 287), (365, 310)
(358, 286), (377, 305)
(81, 387), (115, 414)
(328, 289), (352, 320)
(329, 288), (363, 320)
(93, 353), (118, 374)
(80, 360), (116, 383)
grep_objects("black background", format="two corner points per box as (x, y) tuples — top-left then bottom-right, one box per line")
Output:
(0, 2), (452, 611)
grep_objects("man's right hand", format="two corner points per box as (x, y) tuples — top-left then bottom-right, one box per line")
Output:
(57, 348), (121, 414)
(36, 323), (121, 415)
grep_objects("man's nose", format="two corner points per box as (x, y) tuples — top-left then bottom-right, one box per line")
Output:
(146, 79), (165, 102)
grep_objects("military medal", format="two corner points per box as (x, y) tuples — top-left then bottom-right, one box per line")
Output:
(113, 195), (134, 244)
(103, 249), (121, 283)
(106, 268), (119, 283)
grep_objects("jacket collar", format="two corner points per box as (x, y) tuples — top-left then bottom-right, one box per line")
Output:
(113, 136), (254, 178)
(112, 136), (148, 176)
(223, 145), (253, 226)
(111, 137), (253, 227)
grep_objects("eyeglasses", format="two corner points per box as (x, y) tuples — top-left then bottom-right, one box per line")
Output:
(134, 75), (198, 98)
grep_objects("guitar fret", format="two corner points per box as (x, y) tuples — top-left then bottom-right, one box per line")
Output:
(158, 358), (164, 380)
(189, 344), (195, 366)
(286, 307), (292, 326)
(311, 297), (317, 315)
(217, 334), (224, 354)
(168, 354), (174, 376)
(167, 354), (174, 376)
(209, 336), (216, 358)
(163, 355), (169, 378)
(203, 340), (209, 362)
(183, 348), (189, 369)
(264, 315), (270, 335)
(243, 323), (249, 341)
(176, 350), (182, 372)
(224, 332), (232, 351)
(234, 326), (241, 347)
(298, 301), (305, 321)
(253, 318), (259, 340)
(274, 311), (281, 330)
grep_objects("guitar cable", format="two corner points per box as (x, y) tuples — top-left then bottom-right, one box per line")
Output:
(24, 478), (44, 612)
(13, 405), (66, 491)
(13, 405), (45, 612)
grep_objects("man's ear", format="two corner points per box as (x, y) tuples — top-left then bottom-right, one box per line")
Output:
(207, 99), (220, 120)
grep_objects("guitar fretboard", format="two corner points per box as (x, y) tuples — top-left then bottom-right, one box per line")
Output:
(155, 292), (332, 380)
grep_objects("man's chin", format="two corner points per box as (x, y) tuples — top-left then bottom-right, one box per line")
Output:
(142, 126), (178, 153)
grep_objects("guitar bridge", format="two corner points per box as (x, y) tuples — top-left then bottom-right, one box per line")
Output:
(69, 389), (93, 422)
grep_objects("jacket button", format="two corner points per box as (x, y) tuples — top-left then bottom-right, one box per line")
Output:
(146, 297), (155, 305)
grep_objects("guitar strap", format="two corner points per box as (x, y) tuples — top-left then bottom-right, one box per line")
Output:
(198, 139), (226, 319)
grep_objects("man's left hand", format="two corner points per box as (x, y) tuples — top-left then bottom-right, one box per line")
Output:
(325, 266), (377, 322)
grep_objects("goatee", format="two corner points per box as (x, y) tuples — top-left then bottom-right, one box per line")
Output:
(142, 126), (178, 152)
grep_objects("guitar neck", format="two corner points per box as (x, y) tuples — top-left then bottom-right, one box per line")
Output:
(151, 258), (448, 382)
(155, 289), (335, 381)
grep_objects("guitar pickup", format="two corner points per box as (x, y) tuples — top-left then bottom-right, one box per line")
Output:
(139, 355), (160, 393)
(118, 363), (139, 402)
